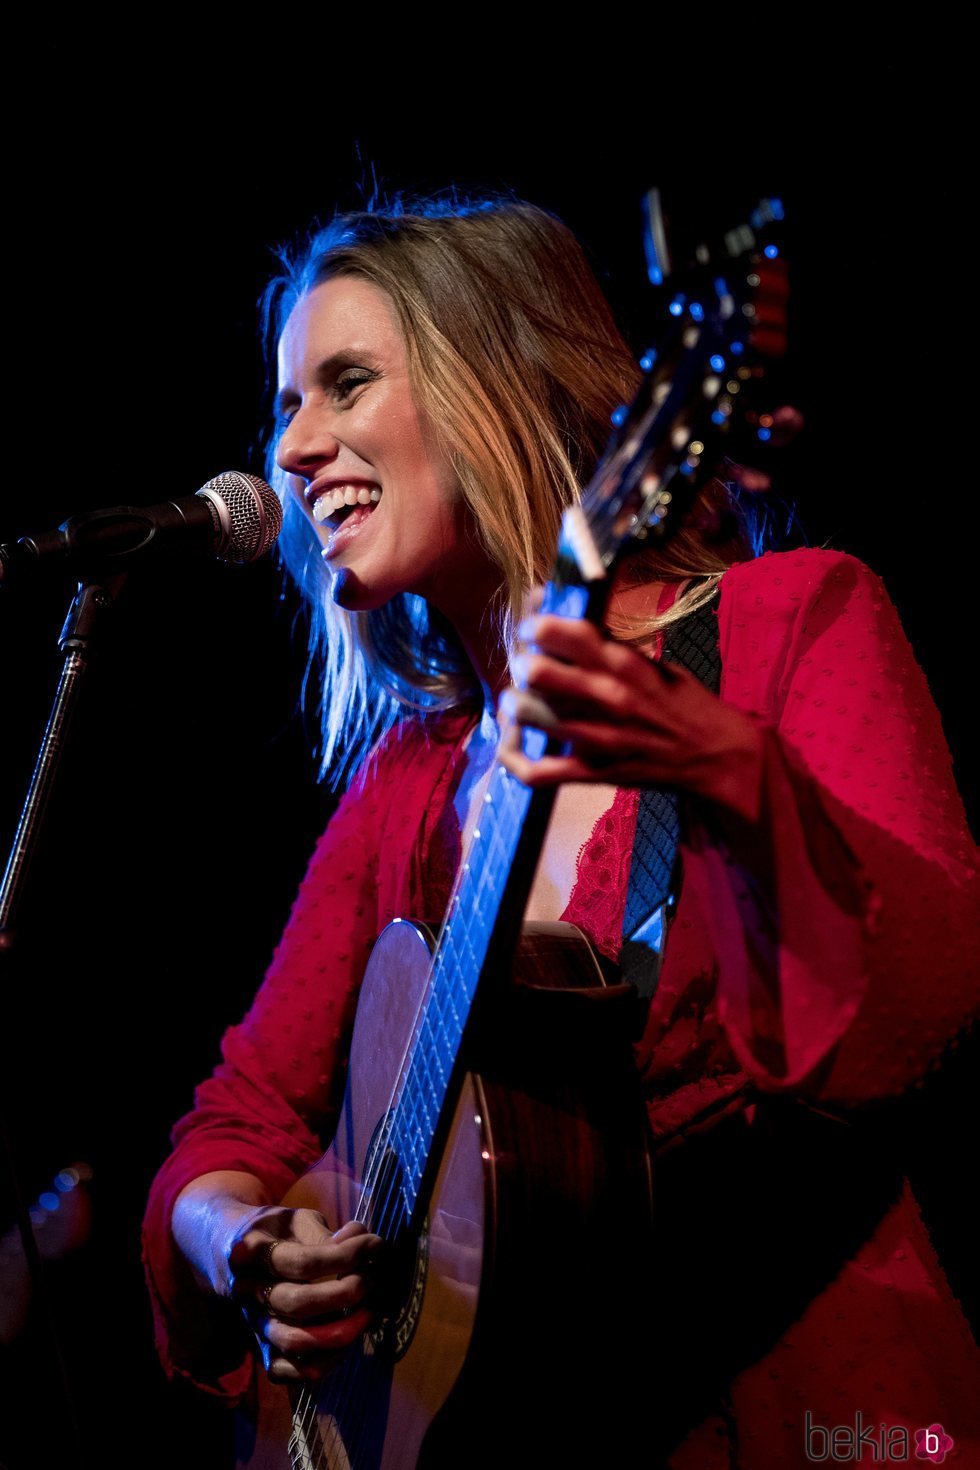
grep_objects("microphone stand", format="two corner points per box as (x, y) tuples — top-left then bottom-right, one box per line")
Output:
(1, 571), (127, 941)
(0, 568), (127, 1463)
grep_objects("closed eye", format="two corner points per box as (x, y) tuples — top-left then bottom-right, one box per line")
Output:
(274, 357), (380, 425)
(334, 370), (377, 400)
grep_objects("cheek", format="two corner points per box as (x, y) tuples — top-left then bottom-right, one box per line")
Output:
(408, 488), (459, 545)
(389, 401), (461, 516)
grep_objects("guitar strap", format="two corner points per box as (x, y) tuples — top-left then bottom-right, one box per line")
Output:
(619, 586), (722, 1006)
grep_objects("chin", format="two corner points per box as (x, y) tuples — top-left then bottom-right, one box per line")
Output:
(329, 565), (398, 613)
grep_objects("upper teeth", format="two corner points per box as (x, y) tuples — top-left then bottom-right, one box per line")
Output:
(312, 485), (382, 523)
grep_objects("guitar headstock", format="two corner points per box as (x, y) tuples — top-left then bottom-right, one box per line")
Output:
(544, 195), (789, 621)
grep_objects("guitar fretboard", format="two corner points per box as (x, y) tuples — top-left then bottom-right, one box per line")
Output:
(387, 755), (532, 1224)
(382, 583), (597, 1230)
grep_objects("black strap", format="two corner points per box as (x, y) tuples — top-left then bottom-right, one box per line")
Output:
(620, 589), (722, 1001)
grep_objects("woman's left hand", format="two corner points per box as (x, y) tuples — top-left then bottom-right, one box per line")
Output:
(498, 613), (763, 825)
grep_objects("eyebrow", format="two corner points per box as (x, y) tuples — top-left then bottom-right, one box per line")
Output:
(275, 349), (382, 416)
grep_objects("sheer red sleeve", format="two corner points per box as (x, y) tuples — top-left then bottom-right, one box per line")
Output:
(682, 550), (979, 1104)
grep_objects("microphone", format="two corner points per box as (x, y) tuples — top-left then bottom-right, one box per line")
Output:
(0, 472), (283, 585)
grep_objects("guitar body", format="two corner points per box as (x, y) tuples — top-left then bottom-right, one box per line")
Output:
(237, 917), (654, 1470)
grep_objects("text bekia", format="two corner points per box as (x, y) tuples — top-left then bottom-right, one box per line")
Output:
(805, 1411), (955, 1462)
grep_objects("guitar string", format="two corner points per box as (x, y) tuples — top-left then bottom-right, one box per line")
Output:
(305, 762), (530, 1464)
(354, 769), (514, 1249)
(359, 740), (507, 1199)
(352, 756), (526, 1239)
(290, 758), (528, 1465)
(300, 1331), (369, 1470)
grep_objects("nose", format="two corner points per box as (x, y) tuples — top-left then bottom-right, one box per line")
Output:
(276, 404), (340, 481)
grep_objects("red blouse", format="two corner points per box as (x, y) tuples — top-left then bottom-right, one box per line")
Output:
(142, 549), (980, 1466)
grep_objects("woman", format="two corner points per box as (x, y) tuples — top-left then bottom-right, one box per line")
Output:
(143, 194), (979, 1466)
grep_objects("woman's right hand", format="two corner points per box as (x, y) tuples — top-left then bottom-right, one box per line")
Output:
(223, 1206), (382, 1383)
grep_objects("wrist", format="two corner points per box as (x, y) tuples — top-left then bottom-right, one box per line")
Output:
(173, 1175), (271, 1299)
(206, 1197), (264, 1298)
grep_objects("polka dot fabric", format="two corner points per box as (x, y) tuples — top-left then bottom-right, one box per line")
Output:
(142, 550), (980, 1459)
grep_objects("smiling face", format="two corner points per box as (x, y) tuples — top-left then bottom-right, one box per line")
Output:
(276, 275), (489, 615)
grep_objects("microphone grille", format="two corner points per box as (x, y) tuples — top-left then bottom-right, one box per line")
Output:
(198, 472), (283, 563)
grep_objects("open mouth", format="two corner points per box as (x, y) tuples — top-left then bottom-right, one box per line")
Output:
(311, 483), (382, 529)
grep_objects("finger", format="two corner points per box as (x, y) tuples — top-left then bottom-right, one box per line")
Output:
(531, 718), (646, 760)
(331, 1220), (370, 1242)
(264, 1304), (375, 1356)
(286, 1209), (346, 1248)
(498, 707), (656, 785)
(516, 627), (649, 686)
(498, 741), (597, 787)
(267, 1352), (347, 1384)
(265, 1270), (374, 1323)
(500, 687), (565, 732)
(262, 1338), (349, 1384)
(265, 1229), (382, 1285)
(506, 658), (651, 726)
(328, 1220), (382, 1263)
(227, 1205), (341, 1287)
(518, 613), (613, 664)
(227, 1209), (306, 1275)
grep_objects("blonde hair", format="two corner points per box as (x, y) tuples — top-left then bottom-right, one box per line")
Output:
(262, 191), (753, 785)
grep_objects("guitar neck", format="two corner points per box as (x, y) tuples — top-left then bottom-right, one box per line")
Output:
(385, 580), (611, 1231)
(387, 768), (547, 1230)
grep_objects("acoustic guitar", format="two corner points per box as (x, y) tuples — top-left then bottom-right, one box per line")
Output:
(237, 196), (789, 1470)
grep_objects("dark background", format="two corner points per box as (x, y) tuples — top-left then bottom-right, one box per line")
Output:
(1, 91), (975, 1467)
